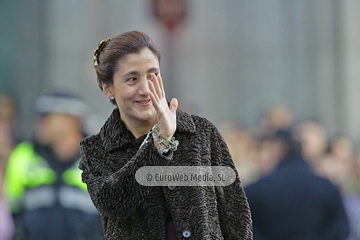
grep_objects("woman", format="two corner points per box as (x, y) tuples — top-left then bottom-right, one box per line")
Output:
(79, 31), (252, 240)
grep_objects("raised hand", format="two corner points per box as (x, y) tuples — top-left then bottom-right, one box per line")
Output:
(148, 73), (178, 140)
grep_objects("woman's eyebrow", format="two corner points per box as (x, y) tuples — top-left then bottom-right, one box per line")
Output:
(147, 67), (159, 73)
(123, 70), (139, 77)
(123, 68), (159, 77)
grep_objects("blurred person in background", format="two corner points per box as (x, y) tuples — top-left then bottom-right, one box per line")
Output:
(256, 104), (294, 140)
(220, 121), (259, 186)
(245, 129), (349, 240)
(253, 104), (295, 177)
(0, 93), (21, 144)
(345, 151), (360, 240)
(0, 93), (16, 240)
(316, 136), (360, 240)
(254, 136), (283, 176)
(316, 136), (354, 191)
(297, 120), (328, 168)
(4, 90), (103, 240)
(249, 104), (295, 181)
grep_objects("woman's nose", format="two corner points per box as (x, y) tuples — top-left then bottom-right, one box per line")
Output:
(138, 77), (151, 96)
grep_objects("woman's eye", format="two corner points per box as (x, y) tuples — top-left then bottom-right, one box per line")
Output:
(126, 77), (137, 82)
(148, 73), (158, 79)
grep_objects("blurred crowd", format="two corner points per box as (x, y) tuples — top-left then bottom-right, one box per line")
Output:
(220, 104), (360, 239)
(0, 90), (359, 239)
(220, 104), (360, 192)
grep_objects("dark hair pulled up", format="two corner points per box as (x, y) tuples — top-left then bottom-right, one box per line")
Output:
(93, 31), (161, 104)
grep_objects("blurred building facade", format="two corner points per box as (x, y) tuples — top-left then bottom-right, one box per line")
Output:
(1, 0), (360, 143)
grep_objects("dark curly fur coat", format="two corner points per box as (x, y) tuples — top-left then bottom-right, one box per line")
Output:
(79, 108), (252, 240)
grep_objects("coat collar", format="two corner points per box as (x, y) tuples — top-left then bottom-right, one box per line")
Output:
(100, 107), (196, 152)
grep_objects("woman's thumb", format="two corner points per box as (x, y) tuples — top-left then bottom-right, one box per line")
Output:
(169, 98), (178, 113)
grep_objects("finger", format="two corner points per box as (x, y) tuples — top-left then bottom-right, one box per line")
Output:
(149, 92), (161, 113)
(169, 98), (178, 114)
(157, 74), (166, 99)
(152, 73), (163, 99)
(148, 80), (160, 103)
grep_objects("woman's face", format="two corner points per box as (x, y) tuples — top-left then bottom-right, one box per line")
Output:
(102, 48), (160, 126)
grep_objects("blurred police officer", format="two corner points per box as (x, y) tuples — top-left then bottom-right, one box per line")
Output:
(4, 90), (103, 240)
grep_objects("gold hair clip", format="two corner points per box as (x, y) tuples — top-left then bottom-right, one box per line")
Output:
(93, 38), (111, 67)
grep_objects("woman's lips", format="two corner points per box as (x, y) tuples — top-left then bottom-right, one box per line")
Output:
(134, 99), (152, 106)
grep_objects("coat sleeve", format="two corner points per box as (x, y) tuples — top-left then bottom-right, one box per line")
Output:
(79, 135), (173, 222)
(208, 122), (253, 240)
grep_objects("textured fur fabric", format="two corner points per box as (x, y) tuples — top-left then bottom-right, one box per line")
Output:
(79, 108), (252, 240)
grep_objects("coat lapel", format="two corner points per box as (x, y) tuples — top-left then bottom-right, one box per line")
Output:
(100, 107), (196, 152)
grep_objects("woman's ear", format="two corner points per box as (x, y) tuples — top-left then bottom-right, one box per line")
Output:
(102, 82), (113, 98)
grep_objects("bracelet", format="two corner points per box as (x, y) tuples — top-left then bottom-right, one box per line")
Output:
(151, 124), (179, 154)
(153, 134), (169, 154)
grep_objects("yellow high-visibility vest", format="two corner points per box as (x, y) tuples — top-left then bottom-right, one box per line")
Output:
(4, 142), (87, 214)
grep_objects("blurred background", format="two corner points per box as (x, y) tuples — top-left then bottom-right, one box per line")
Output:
(1, 0), (359, 140)
(1, 0), (360, 239)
